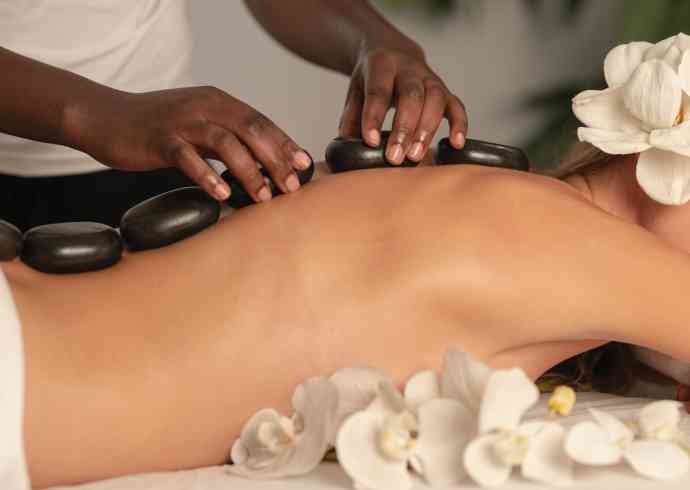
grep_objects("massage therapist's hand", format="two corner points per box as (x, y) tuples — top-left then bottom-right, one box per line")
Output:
(70, 87), (312, 202)
(339, 44), (468, 164)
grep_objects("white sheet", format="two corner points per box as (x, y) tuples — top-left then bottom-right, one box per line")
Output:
(50, 392), (690, 490)
(0, 269), (29, 490)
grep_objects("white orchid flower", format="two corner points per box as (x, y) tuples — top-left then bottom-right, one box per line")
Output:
(336, 370), (474, 490)
(463, 369), (574, 487)
(228, 376), (338, 479)
(573, 32), (690, 205)
(565, 401), (689, 480)
(327, 366), (391, 446)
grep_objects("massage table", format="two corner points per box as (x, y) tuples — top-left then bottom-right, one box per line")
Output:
(49, 391), (690, 490)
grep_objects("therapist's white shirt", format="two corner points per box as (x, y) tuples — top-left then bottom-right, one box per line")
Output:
(0, 0), (194, 177)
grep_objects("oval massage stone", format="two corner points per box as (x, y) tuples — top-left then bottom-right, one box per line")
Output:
(22, 222), (123, 274)
(222, 163), (315, 209)
(325, 131), (418, 173)
(436, 138), (529, 171)
(120, 187), (221, 251)
(0, 219), (22, 261)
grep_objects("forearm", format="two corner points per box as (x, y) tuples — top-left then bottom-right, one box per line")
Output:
(243, 0), (423, 75)
(0, 46), (117, 149)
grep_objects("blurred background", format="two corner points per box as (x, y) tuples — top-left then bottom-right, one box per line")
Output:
(189, 0), (690, 170)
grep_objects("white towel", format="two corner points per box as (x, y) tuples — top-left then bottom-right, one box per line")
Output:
(0, 268), (30, 490)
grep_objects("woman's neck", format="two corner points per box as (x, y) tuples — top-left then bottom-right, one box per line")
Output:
(567, 155), (690, 252)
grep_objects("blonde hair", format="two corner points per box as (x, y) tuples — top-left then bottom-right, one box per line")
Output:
(544, 142), (614, 179)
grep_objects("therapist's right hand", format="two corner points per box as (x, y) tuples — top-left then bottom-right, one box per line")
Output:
(71, 86), (313, 201)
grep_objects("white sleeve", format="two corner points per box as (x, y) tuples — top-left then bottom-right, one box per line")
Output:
(0, 269), (30, 490)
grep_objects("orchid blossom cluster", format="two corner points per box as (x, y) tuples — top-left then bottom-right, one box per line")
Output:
(573, 32), (690, 206)
(227, 350), (690, 488)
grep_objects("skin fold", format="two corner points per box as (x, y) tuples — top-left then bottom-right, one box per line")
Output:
(4, 157), (690, 487)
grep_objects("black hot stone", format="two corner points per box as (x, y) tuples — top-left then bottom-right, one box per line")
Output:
(120, 187), (220, 251)
(325, 131), (418, 173)
(436, 138), (530, 171)
(222, 162), (316, 209)
(0, 219), (22, 261)
(22, 222), (122, 274)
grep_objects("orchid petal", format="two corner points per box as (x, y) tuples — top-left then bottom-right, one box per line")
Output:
(231, 439), (249, 465)
(232, 409), (285, 467)
(572, 88), (644, 132)
(464, 434), (512, 488)
(328, 367), (390, 444)
(377, 379), (407, 413)
(650, 121), (690, 157)
(414, 399), (474, 485)
(230, 377), (337, 478)
(644, 35), (681, 62)
(578, 127), (651, 154)
(564, 421), (623, 466)
(663, 45), (683, 72)
(636, 148), (690, 205)
(604, 41), (653, 87)
(637, 401), (683, 441)
(404, 370), (441, 411)
(590, 408), (635, 447)
(441, 351), (491, 414)
(623, 60), (683, 129)
(672, 33), (690, 52)
(521, 423), (574, 486)
(678, 51), (690, 96)
(623, 440), (690, 480)
(478, 369), (539, 434)
(336, 410), (413, 490)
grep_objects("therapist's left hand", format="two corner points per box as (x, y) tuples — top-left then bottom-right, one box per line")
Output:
(339, 43), (468, 164)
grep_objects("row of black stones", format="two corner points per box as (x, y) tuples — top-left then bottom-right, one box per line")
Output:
(0, 135), (528, 274)
(324, 130), (530, 173)
(0, 187), (221, 274)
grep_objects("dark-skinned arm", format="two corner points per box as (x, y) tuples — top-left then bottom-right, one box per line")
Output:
(244, 0), (468, 163)
(0, 46), (313, 202)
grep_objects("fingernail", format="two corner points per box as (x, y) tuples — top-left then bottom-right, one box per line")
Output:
(452, 132), (466, 148)
(257, 186), (272, 202)
(387, 144), (403, 164)
(214, 183), (230, 200)
(410, 142), (424, 161)
(294, 150), (312, 170)
(285, 174), (300, 192)
(367, 129), (381, 147)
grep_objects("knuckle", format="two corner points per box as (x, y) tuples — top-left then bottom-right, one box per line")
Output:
(242, 112), (274, 137)
(394, 126), (413, 138)
(280, 138), (300, 157)
(365, 87), (391, 102)
(450, 94), (466, 110)
(166, 140), (192, 163)
(424, 82), (446, 99)
(263, 155), (289, 175)
(400, 83), (425, 102)
(214, 133), (238, 152)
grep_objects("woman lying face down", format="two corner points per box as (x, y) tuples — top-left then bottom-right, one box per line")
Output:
(4, 149), (690, 487)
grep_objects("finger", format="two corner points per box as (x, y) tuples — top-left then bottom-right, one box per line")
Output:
(187, 124), (271, 203)
(226, 108), (308, 195)
(361, 56), (396, 147)
(339, 82), (364, 138)
(387, 74), (425, 164)
(445, 94), (469, 149)
(407, 79), (447, 162)
(164, 137), (231, 201)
